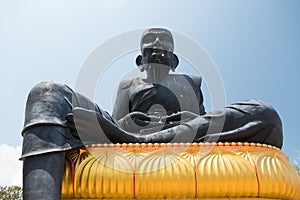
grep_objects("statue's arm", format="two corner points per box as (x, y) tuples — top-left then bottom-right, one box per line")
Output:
(188, 75), (206, 115)
(112, 79), (132, 121)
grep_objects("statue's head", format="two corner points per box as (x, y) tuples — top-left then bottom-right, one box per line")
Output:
(140, 28), (174, 52)
(136, 28), (179, 77)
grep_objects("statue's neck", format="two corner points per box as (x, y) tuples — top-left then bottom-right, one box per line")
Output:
(145, 66), (170, 83)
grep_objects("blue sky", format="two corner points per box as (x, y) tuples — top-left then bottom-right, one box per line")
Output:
(0, 0), (299, 186)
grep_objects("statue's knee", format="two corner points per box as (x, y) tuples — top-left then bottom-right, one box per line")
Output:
(241, 100), (280, 120)
(240, 100), (283, 148)
(257, 101), (281, 125)
(30, 80), (63, 95)
(27, 81), (72, 103)
(240, 99), (282, 129)
(258, 101), (283, 141)
(261, 105), (283, 148)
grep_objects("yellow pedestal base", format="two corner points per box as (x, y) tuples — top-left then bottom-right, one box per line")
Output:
(61, 142), (300, 199)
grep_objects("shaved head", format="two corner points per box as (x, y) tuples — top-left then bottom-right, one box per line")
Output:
(140, 28), (174, 52)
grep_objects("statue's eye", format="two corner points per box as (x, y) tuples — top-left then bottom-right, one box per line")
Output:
(162, 36), (172, 43)
(143, 34), (155, 43)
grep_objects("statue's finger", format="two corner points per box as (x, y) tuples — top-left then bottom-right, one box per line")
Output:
(132, 112), (150, 121)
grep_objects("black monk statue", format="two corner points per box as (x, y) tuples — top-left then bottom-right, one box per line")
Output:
(21, 28), (283, 199)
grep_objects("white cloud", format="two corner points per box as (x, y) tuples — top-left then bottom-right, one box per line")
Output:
(0, 144), (22, 186)
(293, 150), (300, 165)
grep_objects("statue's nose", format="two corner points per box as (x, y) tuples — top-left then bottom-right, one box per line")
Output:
(153, 37), (165, 49)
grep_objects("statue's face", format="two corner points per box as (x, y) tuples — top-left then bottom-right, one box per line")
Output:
(138, 28), (176, 82)
(141, 28), (174, 52)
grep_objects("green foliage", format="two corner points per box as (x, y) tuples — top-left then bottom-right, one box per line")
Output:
(0, 186), (22, 200)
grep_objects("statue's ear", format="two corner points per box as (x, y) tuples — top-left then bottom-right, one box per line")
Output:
(170, 53), (179, 72)
(136, 55), (142, 66)
(135, 55), (144, 72)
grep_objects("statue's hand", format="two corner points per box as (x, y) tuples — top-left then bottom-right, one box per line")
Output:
(129, 111), (164, 125)
(118, 112), (165, 132)
(173, 111), (199, 121)
(127, 111), (151, 125)
(148, 111), (198, 123)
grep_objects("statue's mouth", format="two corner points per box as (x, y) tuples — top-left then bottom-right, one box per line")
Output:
(144, 48), (171, 65)
(141, 48), (179, 70)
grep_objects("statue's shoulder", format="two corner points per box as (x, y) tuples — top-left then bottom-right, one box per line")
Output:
(118, 77), (144, 90)
(188, 75), (202, 87)
(118, 78), (133, 90)
(168, 74), (202, 87)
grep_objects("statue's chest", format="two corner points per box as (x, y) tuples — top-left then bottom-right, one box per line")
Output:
(129, 78), (199, 113)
